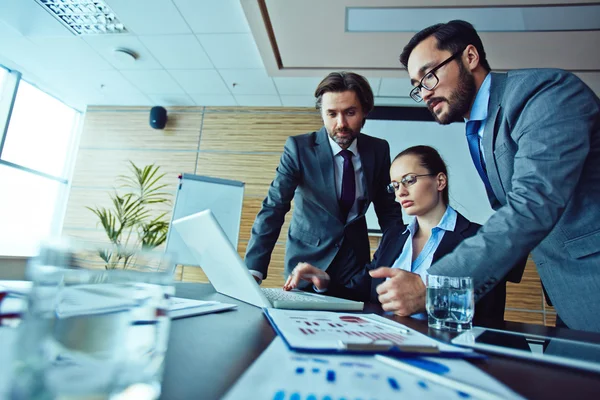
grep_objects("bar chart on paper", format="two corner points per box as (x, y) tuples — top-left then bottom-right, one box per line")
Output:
(290, 314), (406, 343)
(223, 338), (517, 400)
(264, 310), (471, 353)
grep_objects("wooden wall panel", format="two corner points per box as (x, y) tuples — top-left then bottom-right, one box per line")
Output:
(505, 259), (543, 311)
(195, 153), (281, 197)
(200, 111), (319, 153)
(79, 110), (202, 150)
(64, 105), (554, 326)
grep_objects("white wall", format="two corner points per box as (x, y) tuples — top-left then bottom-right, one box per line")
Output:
(363, 119), (494, 230)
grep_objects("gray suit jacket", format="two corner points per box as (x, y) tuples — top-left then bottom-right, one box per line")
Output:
(429, 69), (600, 332)
(245, 127), (403, 279)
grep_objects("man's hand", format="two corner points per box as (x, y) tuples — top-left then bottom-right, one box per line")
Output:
(283, 262), (330, 291)
(369, 268), (426, 316)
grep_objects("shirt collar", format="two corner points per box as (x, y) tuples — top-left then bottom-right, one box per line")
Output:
(465, 73), (492, 123)
(402, 205), (458, 236)
(328, 134), (359, 157)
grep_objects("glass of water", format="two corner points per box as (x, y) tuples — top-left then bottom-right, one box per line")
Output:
(426, 275), (474, 331)
(10, 239), (175, 400)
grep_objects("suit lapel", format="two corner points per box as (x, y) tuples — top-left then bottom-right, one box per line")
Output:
(370, 228), (409, 301)
(482, 73), (507, 206)
(315, 127), (342, 219)
(432, 214), (466, 264)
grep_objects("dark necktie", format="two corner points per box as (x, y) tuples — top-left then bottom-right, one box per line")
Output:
(339, 149), (355, 220)
(465, 120), (493, 195)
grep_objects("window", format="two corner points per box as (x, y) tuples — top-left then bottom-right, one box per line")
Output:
(0, 66), (81, 256)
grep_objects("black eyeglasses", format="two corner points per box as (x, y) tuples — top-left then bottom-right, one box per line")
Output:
(386, 174), (436, 193)
(409, 49), (465, 103)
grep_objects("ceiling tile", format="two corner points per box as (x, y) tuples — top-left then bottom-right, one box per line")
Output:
(86, 91), (153, 107)
(169, 69), (230, 94)
(190, 94), (237, 106)
(280, 96), (317, 108)
(174, 0), (250, 33)
(106, 0), (191, 35)
(120, 70), (185, 95)
(234, 95), (282, 107)
(0, 19), (22, 38)
(273, 77), (323, 95)
(148, 94), (195, 106)
(83, 35), (162, 70)
(196, 34), (263, 69)
(27, 37), (114, 70)
(0, 0), (74, 37)
(219, 69), (277, 95)
(43, 69), (142, 95)
(376, 78), (414, 97)
(0, 37), (44, 74)
(138, 35), (213, 69)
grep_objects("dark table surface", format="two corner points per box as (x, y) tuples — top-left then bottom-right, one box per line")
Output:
(161, 283), (600, 400)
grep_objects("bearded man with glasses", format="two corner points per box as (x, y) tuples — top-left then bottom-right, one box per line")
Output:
(391, 20), (600, 333)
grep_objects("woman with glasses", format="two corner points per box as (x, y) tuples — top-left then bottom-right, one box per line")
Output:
(284, 145), (519, 323)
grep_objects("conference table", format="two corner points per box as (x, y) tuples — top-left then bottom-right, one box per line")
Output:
(163, 283), (600, 400)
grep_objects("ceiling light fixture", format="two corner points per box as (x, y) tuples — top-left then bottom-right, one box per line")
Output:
(34, 0), (128, 35)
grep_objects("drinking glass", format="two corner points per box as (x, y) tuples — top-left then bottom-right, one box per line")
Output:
(10, 239), (175, 400)
(426, 275), (474, 331)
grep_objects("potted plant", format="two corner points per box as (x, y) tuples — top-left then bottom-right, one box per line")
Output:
(87, 161), (172, 269)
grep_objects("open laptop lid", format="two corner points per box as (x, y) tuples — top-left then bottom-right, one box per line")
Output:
(171, 210), (271, 308)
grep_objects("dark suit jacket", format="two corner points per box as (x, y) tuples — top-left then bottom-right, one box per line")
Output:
(329, 211), (525, 323)
(245, 127), (403, 280)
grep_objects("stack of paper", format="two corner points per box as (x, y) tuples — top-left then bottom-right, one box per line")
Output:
(223, 337), (523, 400)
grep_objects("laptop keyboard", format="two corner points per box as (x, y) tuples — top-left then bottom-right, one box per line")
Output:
(261, 288), (329, 303)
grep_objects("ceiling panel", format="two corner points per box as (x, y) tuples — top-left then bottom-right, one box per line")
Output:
(234, 95), (282, 107)
(0, 37), (46, 75)
(106, 0), (191, 35)
(120, 70), (185, 95)
(169, 69), (231, 94)
(273, 77), (323, 95)
(86, 91), (154, 107)
(1, 0), (597, 110)
(190, 93), (237, 106)
(139, 35), (213, 69)
(41, 69), (142, 95)
(0, 0), (74, 37)
(196, 33), (264, 69)
(174, 0), (251, 33)
(83, 35), (163, 70)
(27, 37), (114, 70)
(219, 69), (277, 95)
(148, 94), (196, 106)
(0, 19), (22, 38)
(246, 0), (600, 75)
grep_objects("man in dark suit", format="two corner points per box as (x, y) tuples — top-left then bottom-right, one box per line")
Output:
(391, 20), (600, 332)
(245, 72), (403, 287)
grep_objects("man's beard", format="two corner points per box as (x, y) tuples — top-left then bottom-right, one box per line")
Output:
(427, 63), (476, 125)
(329, 127), (359, 147)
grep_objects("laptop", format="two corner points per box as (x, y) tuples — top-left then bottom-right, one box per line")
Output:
(171, 210), (364, 311)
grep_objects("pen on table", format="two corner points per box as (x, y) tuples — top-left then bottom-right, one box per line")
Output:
(375, 355), (506, 400)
